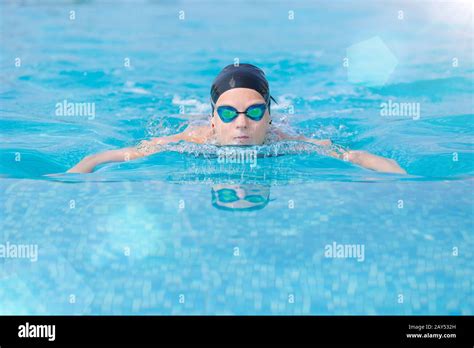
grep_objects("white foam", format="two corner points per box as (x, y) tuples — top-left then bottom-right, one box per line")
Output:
(172, 95), (211, 115)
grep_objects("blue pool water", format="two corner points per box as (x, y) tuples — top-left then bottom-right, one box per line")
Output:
(0, 0), (473, 314)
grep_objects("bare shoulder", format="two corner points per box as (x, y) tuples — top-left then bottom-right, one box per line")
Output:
(179, 124), (212, 144)
(271, 127), (290, 140)
(148, 125), (210, 143)
(273, 127), (332, 146)
(138, 124), (211, 153)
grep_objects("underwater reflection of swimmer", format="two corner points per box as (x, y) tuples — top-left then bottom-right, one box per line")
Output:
(211, 184), (272, 211)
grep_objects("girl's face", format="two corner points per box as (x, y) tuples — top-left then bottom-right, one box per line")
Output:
(212, 88), (271, 145)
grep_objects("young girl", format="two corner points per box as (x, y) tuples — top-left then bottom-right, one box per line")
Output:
(68, 63), (406, 174)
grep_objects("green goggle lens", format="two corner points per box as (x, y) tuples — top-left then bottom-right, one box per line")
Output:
(246, 105), (264, 119)
(244, 195), (266, 204)
(217, 188), (240, 203)
(220, 108), (238, 121)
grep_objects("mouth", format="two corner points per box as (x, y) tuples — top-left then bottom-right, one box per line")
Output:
(234, 135), (250, 140)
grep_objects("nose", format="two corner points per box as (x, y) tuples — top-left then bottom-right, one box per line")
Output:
(234, 113), (248, 129)
(235, 188), (246, 199)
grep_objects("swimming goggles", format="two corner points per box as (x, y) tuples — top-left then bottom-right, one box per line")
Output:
(216, 103), (267, 123)
(215, 188), (267, 204)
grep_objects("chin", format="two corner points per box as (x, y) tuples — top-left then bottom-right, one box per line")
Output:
(230, 137), (258, 146)
(217, 137), (263, 146)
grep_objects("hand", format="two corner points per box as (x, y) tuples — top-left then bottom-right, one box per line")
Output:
(345, 150), (407, 174)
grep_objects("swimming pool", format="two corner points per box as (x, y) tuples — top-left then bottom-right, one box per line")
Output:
(0, 0), (473, 315)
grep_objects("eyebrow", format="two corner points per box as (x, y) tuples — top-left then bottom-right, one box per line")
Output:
(245, 100), (266, 107)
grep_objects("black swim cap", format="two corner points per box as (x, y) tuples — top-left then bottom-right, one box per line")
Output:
(210, 63), (276, 114)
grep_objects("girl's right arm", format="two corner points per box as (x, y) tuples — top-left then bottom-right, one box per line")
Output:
(67, 147), (144, 174)
(67, 134), (182, 174)
(66, 125), (209, 174)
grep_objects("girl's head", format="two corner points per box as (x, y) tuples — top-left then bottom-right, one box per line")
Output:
(210, 63), (274, 145)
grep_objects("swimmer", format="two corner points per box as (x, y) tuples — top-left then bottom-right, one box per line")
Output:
(68, 63), (406, 174)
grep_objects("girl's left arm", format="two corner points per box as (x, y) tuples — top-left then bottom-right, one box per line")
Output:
(280, 132), (407, 174)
